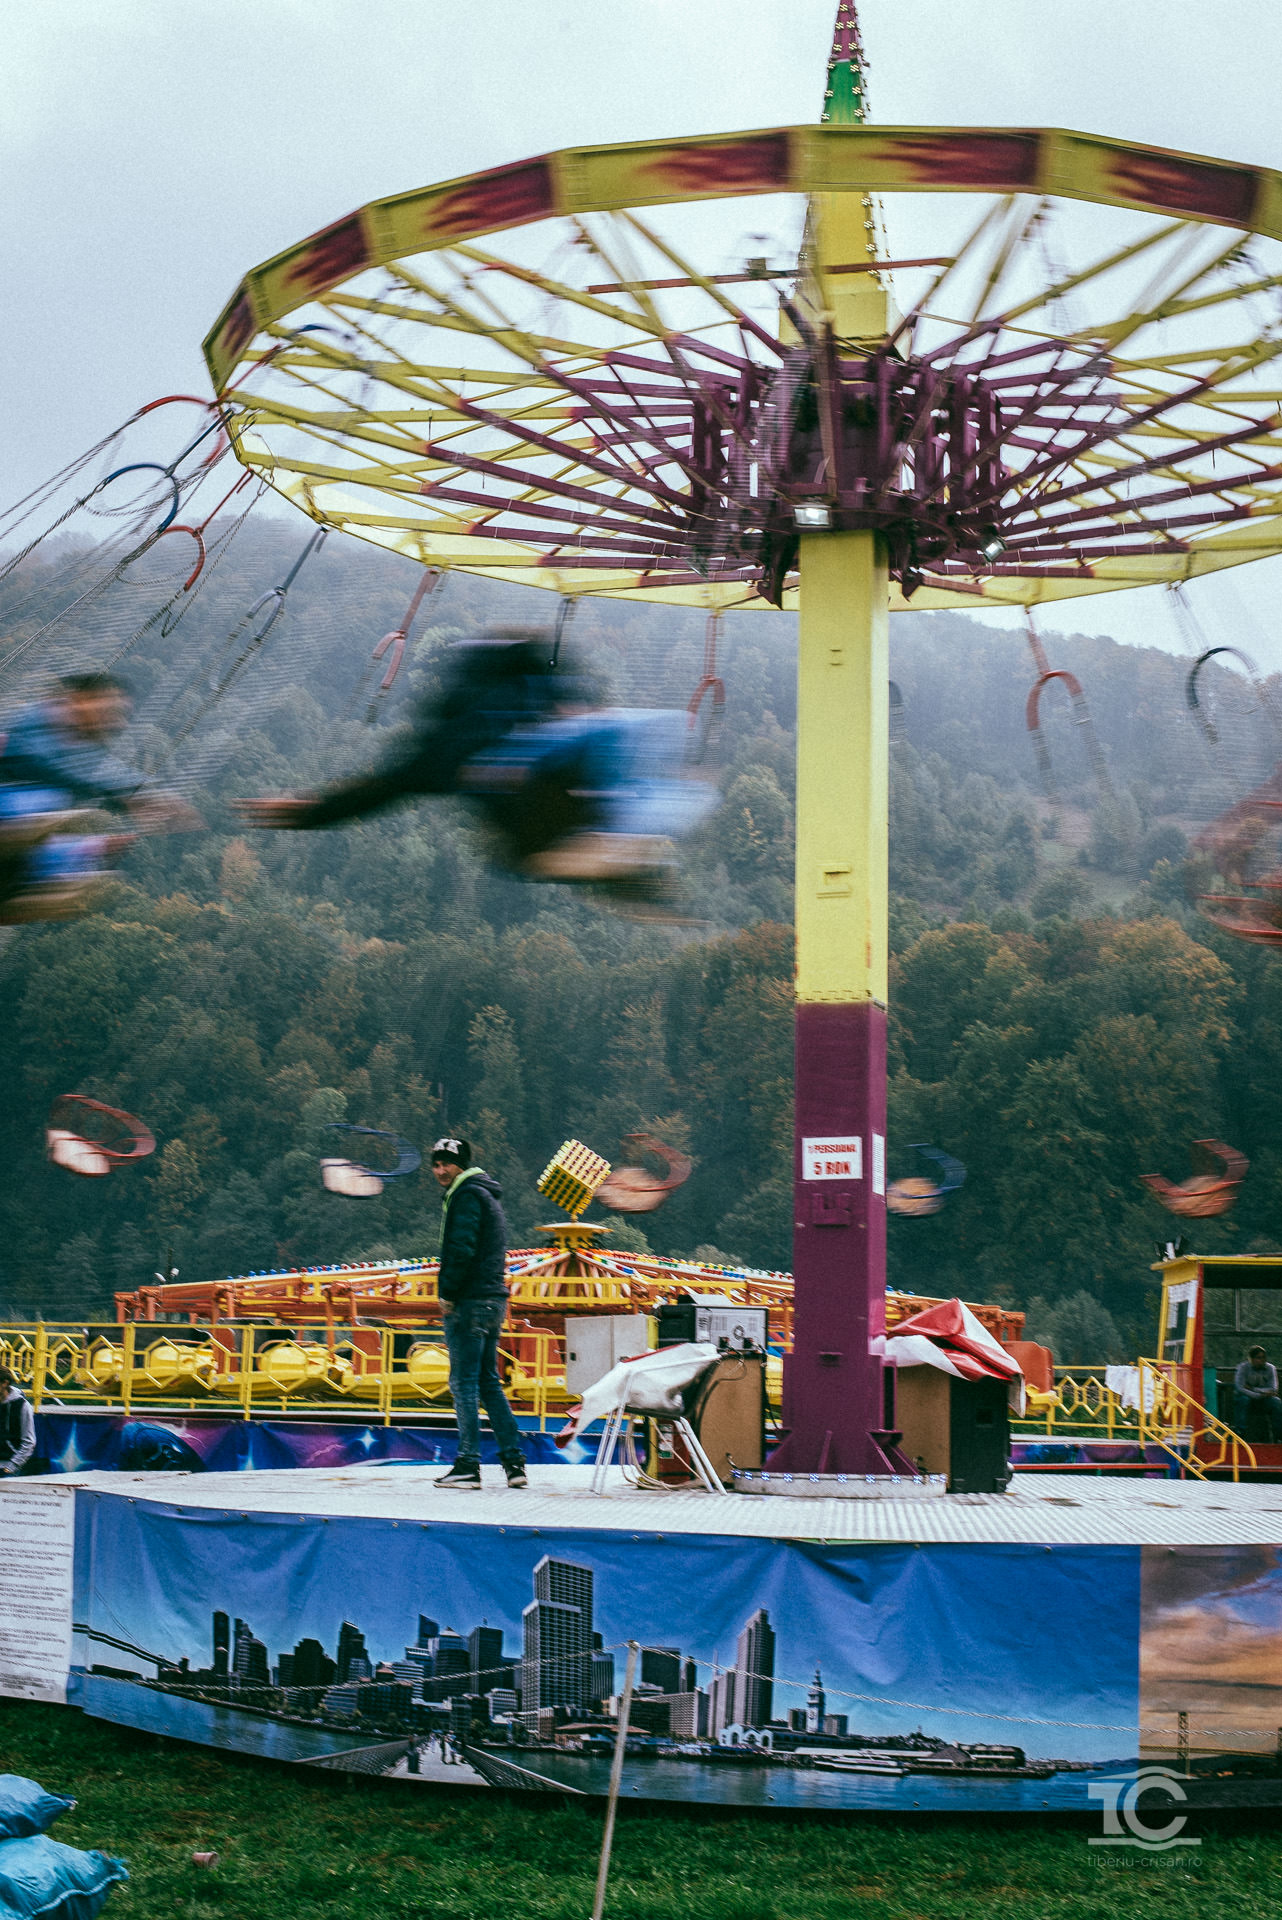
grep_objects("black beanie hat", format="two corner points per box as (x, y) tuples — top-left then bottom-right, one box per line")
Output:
(430, 1137), (472, 1168)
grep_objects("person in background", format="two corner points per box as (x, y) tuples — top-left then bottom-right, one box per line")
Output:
(0, 670), (199, 922)
(1233, 1344), (1282, 1441)
(429, 1136), (528, 1491)
(0, 1365), (36, 1475)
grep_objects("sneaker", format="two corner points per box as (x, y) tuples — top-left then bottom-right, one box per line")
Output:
(504, 1462), (529, 1489)
(434, 1461), (481, 1489)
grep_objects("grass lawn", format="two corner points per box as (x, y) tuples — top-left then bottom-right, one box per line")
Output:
(2, 1699), (1280, 1919)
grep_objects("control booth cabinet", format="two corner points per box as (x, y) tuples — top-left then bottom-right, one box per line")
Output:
(1156, 1252), (1282, 1460)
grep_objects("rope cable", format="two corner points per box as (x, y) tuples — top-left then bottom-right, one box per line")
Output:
(687, 609), (726, 761)
(152, 526), (330, 793)
(105, 477), (266, 683)
(0, 435), (235, 697)
(549, 592), (578, 670)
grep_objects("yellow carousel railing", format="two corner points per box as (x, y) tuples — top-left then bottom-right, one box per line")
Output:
(0, 1317), (773, 1433)
(1013, 1365), (1135, 1441)
(0, 1321), (563, 1427)
(1010, 1359), (1257, 1480)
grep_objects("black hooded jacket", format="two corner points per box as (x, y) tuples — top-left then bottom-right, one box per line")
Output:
(437, 1169), (509, 1306)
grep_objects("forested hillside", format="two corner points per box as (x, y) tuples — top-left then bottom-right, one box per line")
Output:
(2, 515), (1278, 1358)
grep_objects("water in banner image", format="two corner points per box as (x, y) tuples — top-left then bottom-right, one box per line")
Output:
(78, 1675), (373, 1764)
(505, 1751), (1138, 1812)
(75, 1674), (1131, 1807)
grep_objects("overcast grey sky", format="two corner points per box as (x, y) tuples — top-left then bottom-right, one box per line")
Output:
(8, 0), (1282, 659)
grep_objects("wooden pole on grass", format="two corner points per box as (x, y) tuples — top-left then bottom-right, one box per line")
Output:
(591, 1640), (638, 1920)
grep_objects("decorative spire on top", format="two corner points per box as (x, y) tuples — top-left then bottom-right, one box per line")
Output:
(822, 1), (869, 125)
(806, 1664), (827, 1733)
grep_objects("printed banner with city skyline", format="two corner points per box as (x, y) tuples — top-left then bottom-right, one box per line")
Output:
(63, 1488), (1158, 1809)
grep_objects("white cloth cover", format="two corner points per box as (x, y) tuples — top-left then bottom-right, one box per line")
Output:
(562, 1341), (721, 1440)
(882, 1333), (968, 1379)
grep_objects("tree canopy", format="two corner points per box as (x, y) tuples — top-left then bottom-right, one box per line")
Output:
(1, 517), (1277, 1357)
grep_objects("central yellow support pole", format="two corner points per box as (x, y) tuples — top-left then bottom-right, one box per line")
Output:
(778, 531), (893, 1473)
(794, 531), (889, 1005)
(772, 0), (902, 1471)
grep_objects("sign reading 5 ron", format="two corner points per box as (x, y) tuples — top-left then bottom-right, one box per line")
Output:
(802, 1137), (862, 1181)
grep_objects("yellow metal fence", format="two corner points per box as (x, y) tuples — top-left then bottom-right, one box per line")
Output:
(1011, 1359), (1256, 1479)
(0, 1321), (571, 1430)
(4, 1327), (1252, 1469)
(1, 1319), (786, 1434)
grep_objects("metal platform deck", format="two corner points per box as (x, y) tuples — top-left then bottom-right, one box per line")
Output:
(52, 1463), (1282, 1546)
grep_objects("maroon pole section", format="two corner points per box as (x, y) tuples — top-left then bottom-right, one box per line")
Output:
(771, 1001), (890, 1475)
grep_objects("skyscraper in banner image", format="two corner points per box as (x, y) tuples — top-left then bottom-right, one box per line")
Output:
(641, 1647), (682, 1694)
(469, 1624), (510, 1694)
(709, 1667), (737, 1738)
(336, 1620), (372, 1683)
(400, 1618), (470, 1700)
(735, 1608), (775, 1729)
(806, 1666), (826, 1735)
(289, 1638), (336, 1689)
(232, 1618), (269, 1690)
(523, 1599), (585, 1718)
(535, 1556), (594, 1631)
(590, 1632), (615, 1706)
(212, 1612), (230, 1680)
(402, 1619), (436, 1681)
(522, 1555), (594, 1720)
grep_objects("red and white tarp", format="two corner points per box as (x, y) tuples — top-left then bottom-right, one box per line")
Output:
(879, 1298), (1025, 1413)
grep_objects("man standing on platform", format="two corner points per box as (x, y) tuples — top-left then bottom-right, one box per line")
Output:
(0, 1366), (36, 1475)
(429, 1138), (528, 1490)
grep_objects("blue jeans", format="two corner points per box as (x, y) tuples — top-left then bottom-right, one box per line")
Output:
(443, 1299), (525, 1467)
(0, 785), (108, 882)
(1234, 1392), (1282, 1441)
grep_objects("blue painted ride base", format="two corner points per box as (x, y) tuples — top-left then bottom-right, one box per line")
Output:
(1010, 1438), (1188, 1476)
(55, 1463), (1282, 1813)
(33, 1409), (602, 1476)
(34, 1414), (1193, 1480)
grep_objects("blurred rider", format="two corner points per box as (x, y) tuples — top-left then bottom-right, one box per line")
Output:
(234, 627), (713, 894)
(0, 671), (199, 922)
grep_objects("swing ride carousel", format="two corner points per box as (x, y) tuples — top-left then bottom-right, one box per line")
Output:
(12, 4), (1282, 1811)
(9, 11), (1282, 1458)
(194, 9), (1282, 1483)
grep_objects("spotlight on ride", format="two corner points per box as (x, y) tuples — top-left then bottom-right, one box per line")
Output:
(793, 503), (832, 530)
